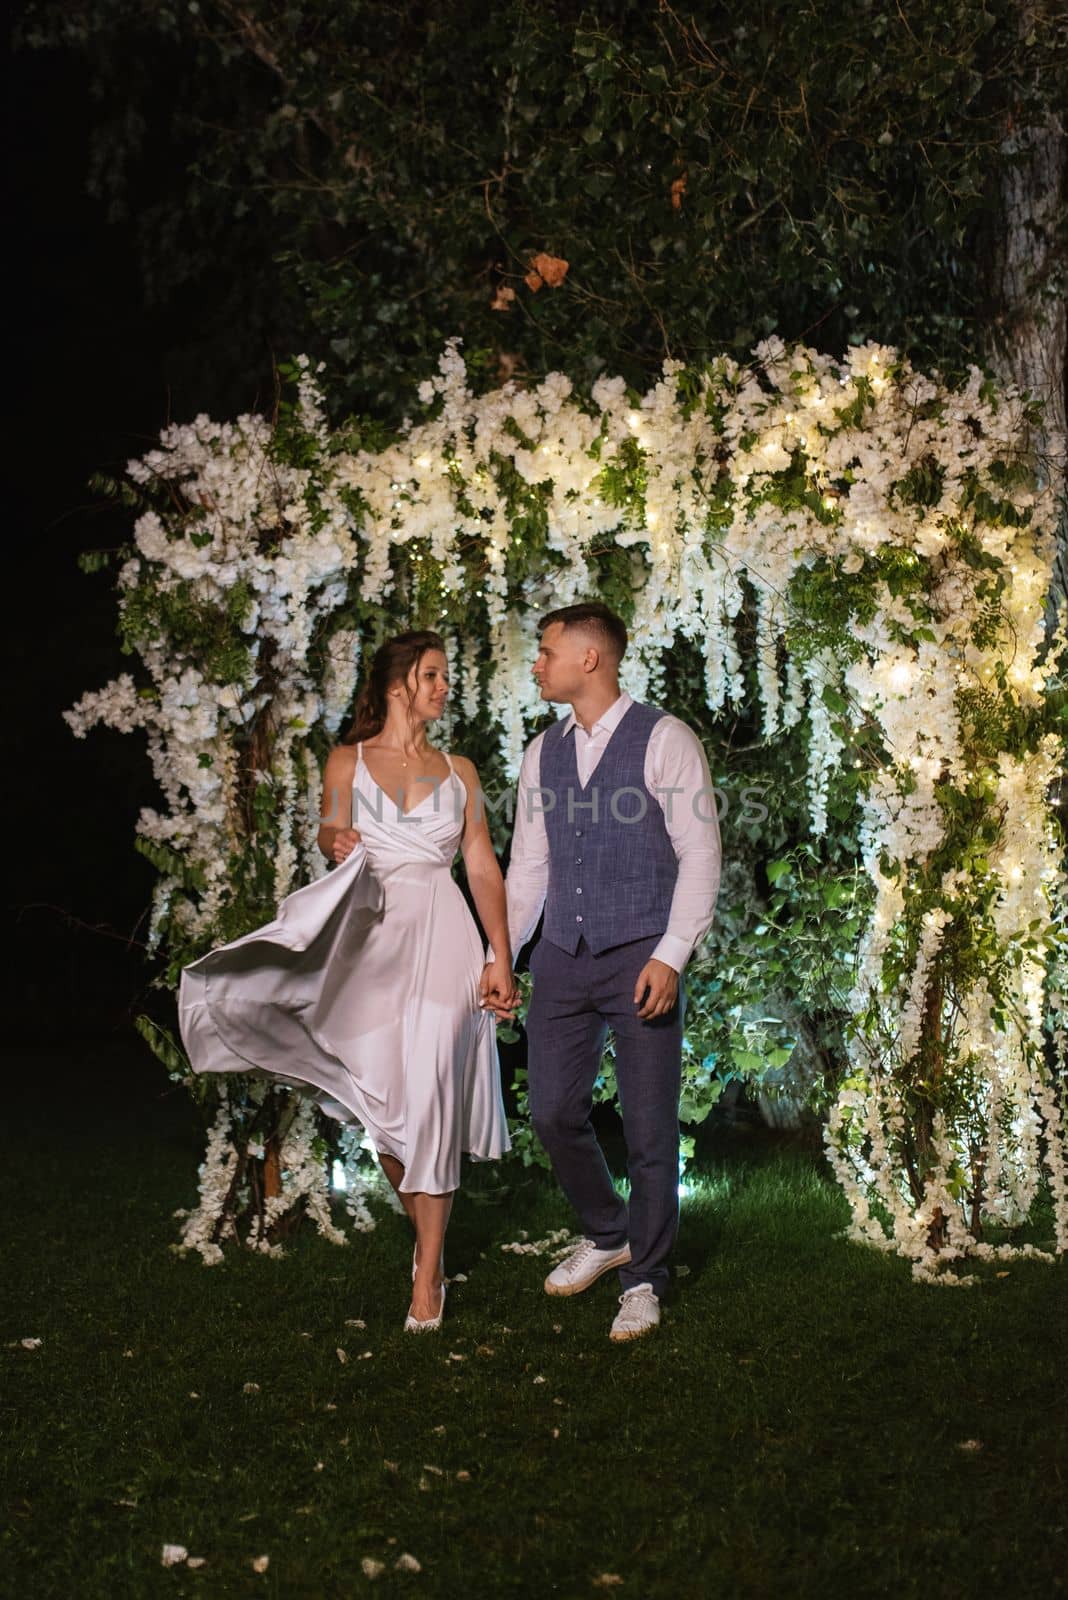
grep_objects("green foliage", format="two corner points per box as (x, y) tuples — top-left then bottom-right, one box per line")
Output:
(20, 0), (1066, 417)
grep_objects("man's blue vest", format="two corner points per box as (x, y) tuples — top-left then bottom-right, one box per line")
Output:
(539, 701), (678, 956)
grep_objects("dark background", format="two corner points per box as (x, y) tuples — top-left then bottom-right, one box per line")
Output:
(7, 47), (231, 1044)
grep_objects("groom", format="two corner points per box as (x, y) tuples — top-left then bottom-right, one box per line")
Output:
(505, 602), (721, 1342)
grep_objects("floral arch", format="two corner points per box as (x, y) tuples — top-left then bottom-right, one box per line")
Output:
(68, 339), (1067, 1281)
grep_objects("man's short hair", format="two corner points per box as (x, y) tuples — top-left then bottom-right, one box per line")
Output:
(537, 601), (628, 663)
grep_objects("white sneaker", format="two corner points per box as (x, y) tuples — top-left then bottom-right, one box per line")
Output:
(609, 1283), (660, 1342)
(544, 1238), (631, 1297)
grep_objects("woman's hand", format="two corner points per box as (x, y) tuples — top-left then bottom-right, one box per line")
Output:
(332, 826), (362, 864)
(479, 958), (520, 1021)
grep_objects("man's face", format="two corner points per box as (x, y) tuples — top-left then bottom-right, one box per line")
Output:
(532, 622), (591, 702)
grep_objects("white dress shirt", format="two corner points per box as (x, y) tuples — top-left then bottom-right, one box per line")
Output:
(505, 692), (721, 972)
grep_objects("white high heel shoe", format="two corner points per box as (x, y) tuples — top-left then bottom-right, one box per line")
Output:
(404, 1277), (446, 1334)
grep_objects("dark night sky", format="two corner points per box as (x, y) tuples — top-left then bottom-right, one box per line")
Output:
(7, 42), (215, 1042)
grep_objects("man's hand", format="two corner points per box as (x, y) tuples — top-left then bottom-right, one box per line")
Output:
(634, 958), (678, 1020)
(479, 959), (521, 1022)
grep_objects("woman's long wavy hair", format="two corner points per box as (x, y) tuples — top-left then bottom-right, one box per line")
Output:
(340, 631), (446, 746)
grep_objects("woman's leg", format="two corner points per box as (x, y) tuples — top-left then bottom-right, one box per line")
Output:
(378, 1152), (417, 1226)
(409, 1191), (454, 1320)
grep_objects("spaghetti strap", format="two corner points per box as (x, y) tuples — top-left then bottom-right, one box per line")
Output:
(356, 741), (363, 764)
(443, 750), (455, 776)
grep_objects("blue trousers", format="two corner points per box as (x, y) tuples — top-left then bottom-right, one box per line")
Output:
(525, 934), (683, 1297)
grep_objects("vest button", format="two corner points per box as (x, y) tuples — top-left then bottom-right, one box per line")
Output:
(575, 829), (582, 837)
(576, 886), (582, 894)
(575, 857), (582, 864)
(575, 915), (583, 923)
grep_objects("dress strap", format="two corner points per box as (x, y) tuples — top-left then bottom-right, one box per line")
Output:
(356, 741), (363, 764)
(443, 749), (455, 776)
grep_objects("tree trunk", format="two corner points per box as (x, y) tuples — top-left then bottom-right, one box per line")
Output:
(986, 12), (1067, 614)
(263, 1137), (282, 1199)
(916, 972), (947, 1252)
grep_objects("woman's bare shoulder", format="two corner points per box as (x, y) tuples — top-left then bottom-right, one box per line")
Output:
(324, 743), (358, 772)
(449, 751), (480, 780)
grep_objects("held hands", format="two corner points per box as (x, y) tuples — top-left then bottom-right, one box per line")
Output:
(331, 826), (363, 864)
(634, 957), (679, 1020)
(479, 958), (521, 1022)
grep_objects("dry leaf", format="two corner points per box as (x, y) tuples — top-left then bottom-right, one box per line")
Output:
(456, 1470), (472, 1482)
(670, 172), (688, 210)
(524, 270), (544, 293)
(593, 1576), (624, 1589)
(531, 251), (569, 286)
(490, 285), (516, 312)
(243, 1382), (261, 1394)
(957, 1439), (983, 1452)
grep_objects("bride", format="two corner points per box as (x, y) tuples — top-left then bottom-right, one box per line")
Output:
(179, 631), (518, 1332)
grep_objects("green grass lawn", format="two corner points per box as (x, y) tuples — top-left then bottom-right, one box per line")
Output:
(2, 1041), (1066, 1599)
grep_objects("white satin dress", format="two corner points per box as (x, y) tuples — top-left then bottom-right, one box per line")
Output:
(178, 746), (511, 1193)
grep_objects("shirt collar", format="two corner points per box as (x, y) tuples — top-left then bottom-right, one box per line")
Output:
(561, 690), (633, 738)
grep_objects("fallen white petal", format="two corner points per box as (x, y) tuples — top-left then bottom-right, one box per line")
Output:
(345, 1318), (367, 1329)
(395, 1553), (422, 1573)
(187, 1557), (206, 1570)
(336, 1348), (349, 1364)
(161, 1544), (188, 1567)
(20, 1338), (43, 1350)
(251, 1554), (269, 1573)
(361, 1558), (386, 1579)
(243, 1382), (261, 1394)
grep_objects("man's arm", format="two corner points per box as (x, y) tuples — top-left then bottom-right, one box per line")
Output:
(646, 716), (722, 974)
(503, 734), (551, 960)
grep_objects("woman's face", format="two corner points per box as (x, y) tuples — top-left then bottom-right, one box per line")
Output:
(400, 648), (450, 722)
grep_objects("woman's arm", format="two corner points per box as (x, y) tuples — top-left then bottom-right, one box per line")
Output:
(455, 756), (511, 961)
(316, 746), (361, 863)
(454, 756), (518, 1016)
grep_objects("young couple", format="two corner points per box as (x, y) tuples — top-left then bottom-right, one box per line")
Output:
(179, 602), (721, 1342)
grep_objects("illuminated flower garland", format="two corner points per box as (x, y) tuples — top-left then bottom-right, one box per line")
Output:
(68, 341), (1066, 1277)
